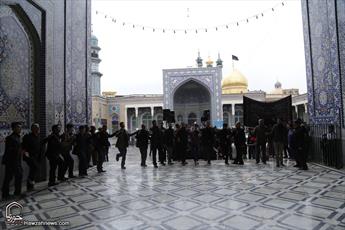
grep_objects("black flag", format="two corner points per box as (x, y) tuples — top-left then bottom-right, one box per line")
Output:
(232, 55), (239, 61)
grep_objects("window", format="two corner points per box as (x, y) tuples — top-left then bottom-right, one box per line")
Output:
(112, 114), (119, 132)
(130, 115), (137, 132)
(142, 113), (152, 129)
(223, 112), (229, 125)
(91, 52), (98, 58)
(235, 105), (243, 125)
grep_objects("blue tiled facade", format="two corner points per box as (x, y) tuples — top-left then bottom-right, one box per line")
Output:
(301, 0), (344, 125)
(0, 0), (91, 182)
(301, 0), (345, 167)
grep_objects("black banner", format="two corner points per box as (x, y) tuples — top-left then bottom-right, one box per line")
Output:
(243, 96), (292, 127)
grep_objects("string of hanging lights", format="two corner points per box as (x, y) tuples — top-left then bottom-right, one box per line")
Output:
(95, 1), (285, 35)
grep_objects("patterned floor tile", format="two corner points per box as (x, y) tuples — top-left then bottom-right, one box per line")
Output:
(262, 198), (297, 210)
(234, 193), (266, 202)
(244, 206), (283, 219)
(296, 205), (337, 219)
(92, 207), (126, 220)
(192, 207), (228, 220)
(162, 216), (204, 230)
(141, 207), (176, 221)
(107, 215), (146, 230)
(278, 214), (324, 230)
(215, 199), (249, 210)
(0, 147), (344, 230)
(310, 197), (345, 209)
(221, 215), (261, 230)
(167, 200), (200, 211)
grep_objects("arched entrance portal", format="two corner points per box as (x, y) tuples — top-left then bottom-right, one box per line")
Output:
(173, 80), (211, 124)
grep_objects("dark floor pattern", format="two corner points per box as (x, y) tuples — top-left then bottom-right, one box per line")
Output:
(1, 147), (345, 230)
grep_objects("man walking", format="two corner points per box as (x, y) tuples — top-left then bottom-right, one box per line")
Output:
(46, 125), (66, 186)
(272, 118), (287, 167)
(254, 119), (267, 164)
(190, 123), (200, 166)
(150, 120), (162, 168)
(60, 123), (75, 178)
(218, 123), (232, 165)
(134, 124), (150, 167)
(233, 122), (245, 165)
(201, 121), (215, 165)
(74, 126), (89, 176)
(292, 119), (309, 170)
(176, 123), (188, 166)
(22, 123), (41, 191)
(2, 122), (23, 199)
(115, 122), (130, 169)
(164, 124), (175, 165)
(98, 125), (116, 172)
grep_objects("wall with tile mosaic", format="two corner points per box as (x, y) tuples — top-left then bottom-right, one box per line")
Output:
(301, 0), (344, 125)
(301, 0), (345, 167)
(0, 0), (91, 182)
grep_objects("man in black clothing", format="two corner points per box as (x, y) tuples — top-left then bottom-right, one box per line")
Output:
(85, 125), (93, 167)
(74, 126), (89, 176)
(272, 118), (287, 167)
(89, 126), (99, 167)
(201, 122), (215, 165)
(98, 125), (116, 172)
(2, 122), (23, 199)
(292, 119), (309, 170)
(60, 123), (75, 178)
(218, 123), (232, 165)
(233, 122), (245, 165)
(190, 124), (200, 166)
(45, 125), (66, 186)
(158, 122), (167, 165)
(254, 119), (267, 164)
(176, 123), (188, 165)
(115, 122), (130, 169)
(164, 124), (175, 165)
(134, 124), (150, 167)
(150, 120), (162, 168)
(22, 123), (41, 191)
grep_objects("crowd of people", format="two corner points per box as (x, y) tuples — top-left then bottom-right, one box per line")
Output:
(1, 118), (310, 200)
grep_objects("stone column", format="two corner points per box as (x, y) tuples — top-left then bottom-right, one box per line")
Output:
(124, 108), (128, 129)
(231, 104), (235, 127)
(151, 106), (154, 117)
(135, 107), (138, 117)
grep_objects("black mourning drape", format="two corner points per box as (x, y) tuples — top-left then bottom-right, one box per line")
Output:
(243, 96), (292, 127)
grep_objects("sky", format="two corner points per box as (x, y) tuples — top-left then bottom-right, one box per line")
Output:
(91, 0), (307, 95)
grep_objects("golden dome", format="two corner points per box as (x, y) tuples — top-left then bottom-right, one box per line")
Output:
(206, 56), (213, 67)
(222, 69), (248, 94)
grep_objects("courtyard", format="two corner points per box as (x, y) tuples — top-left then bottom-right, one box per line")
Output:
(1, 147), (344, 230)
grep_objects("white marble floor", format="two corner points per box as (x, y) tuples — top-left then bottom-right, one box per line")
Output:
(1, 147), (345, 230)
